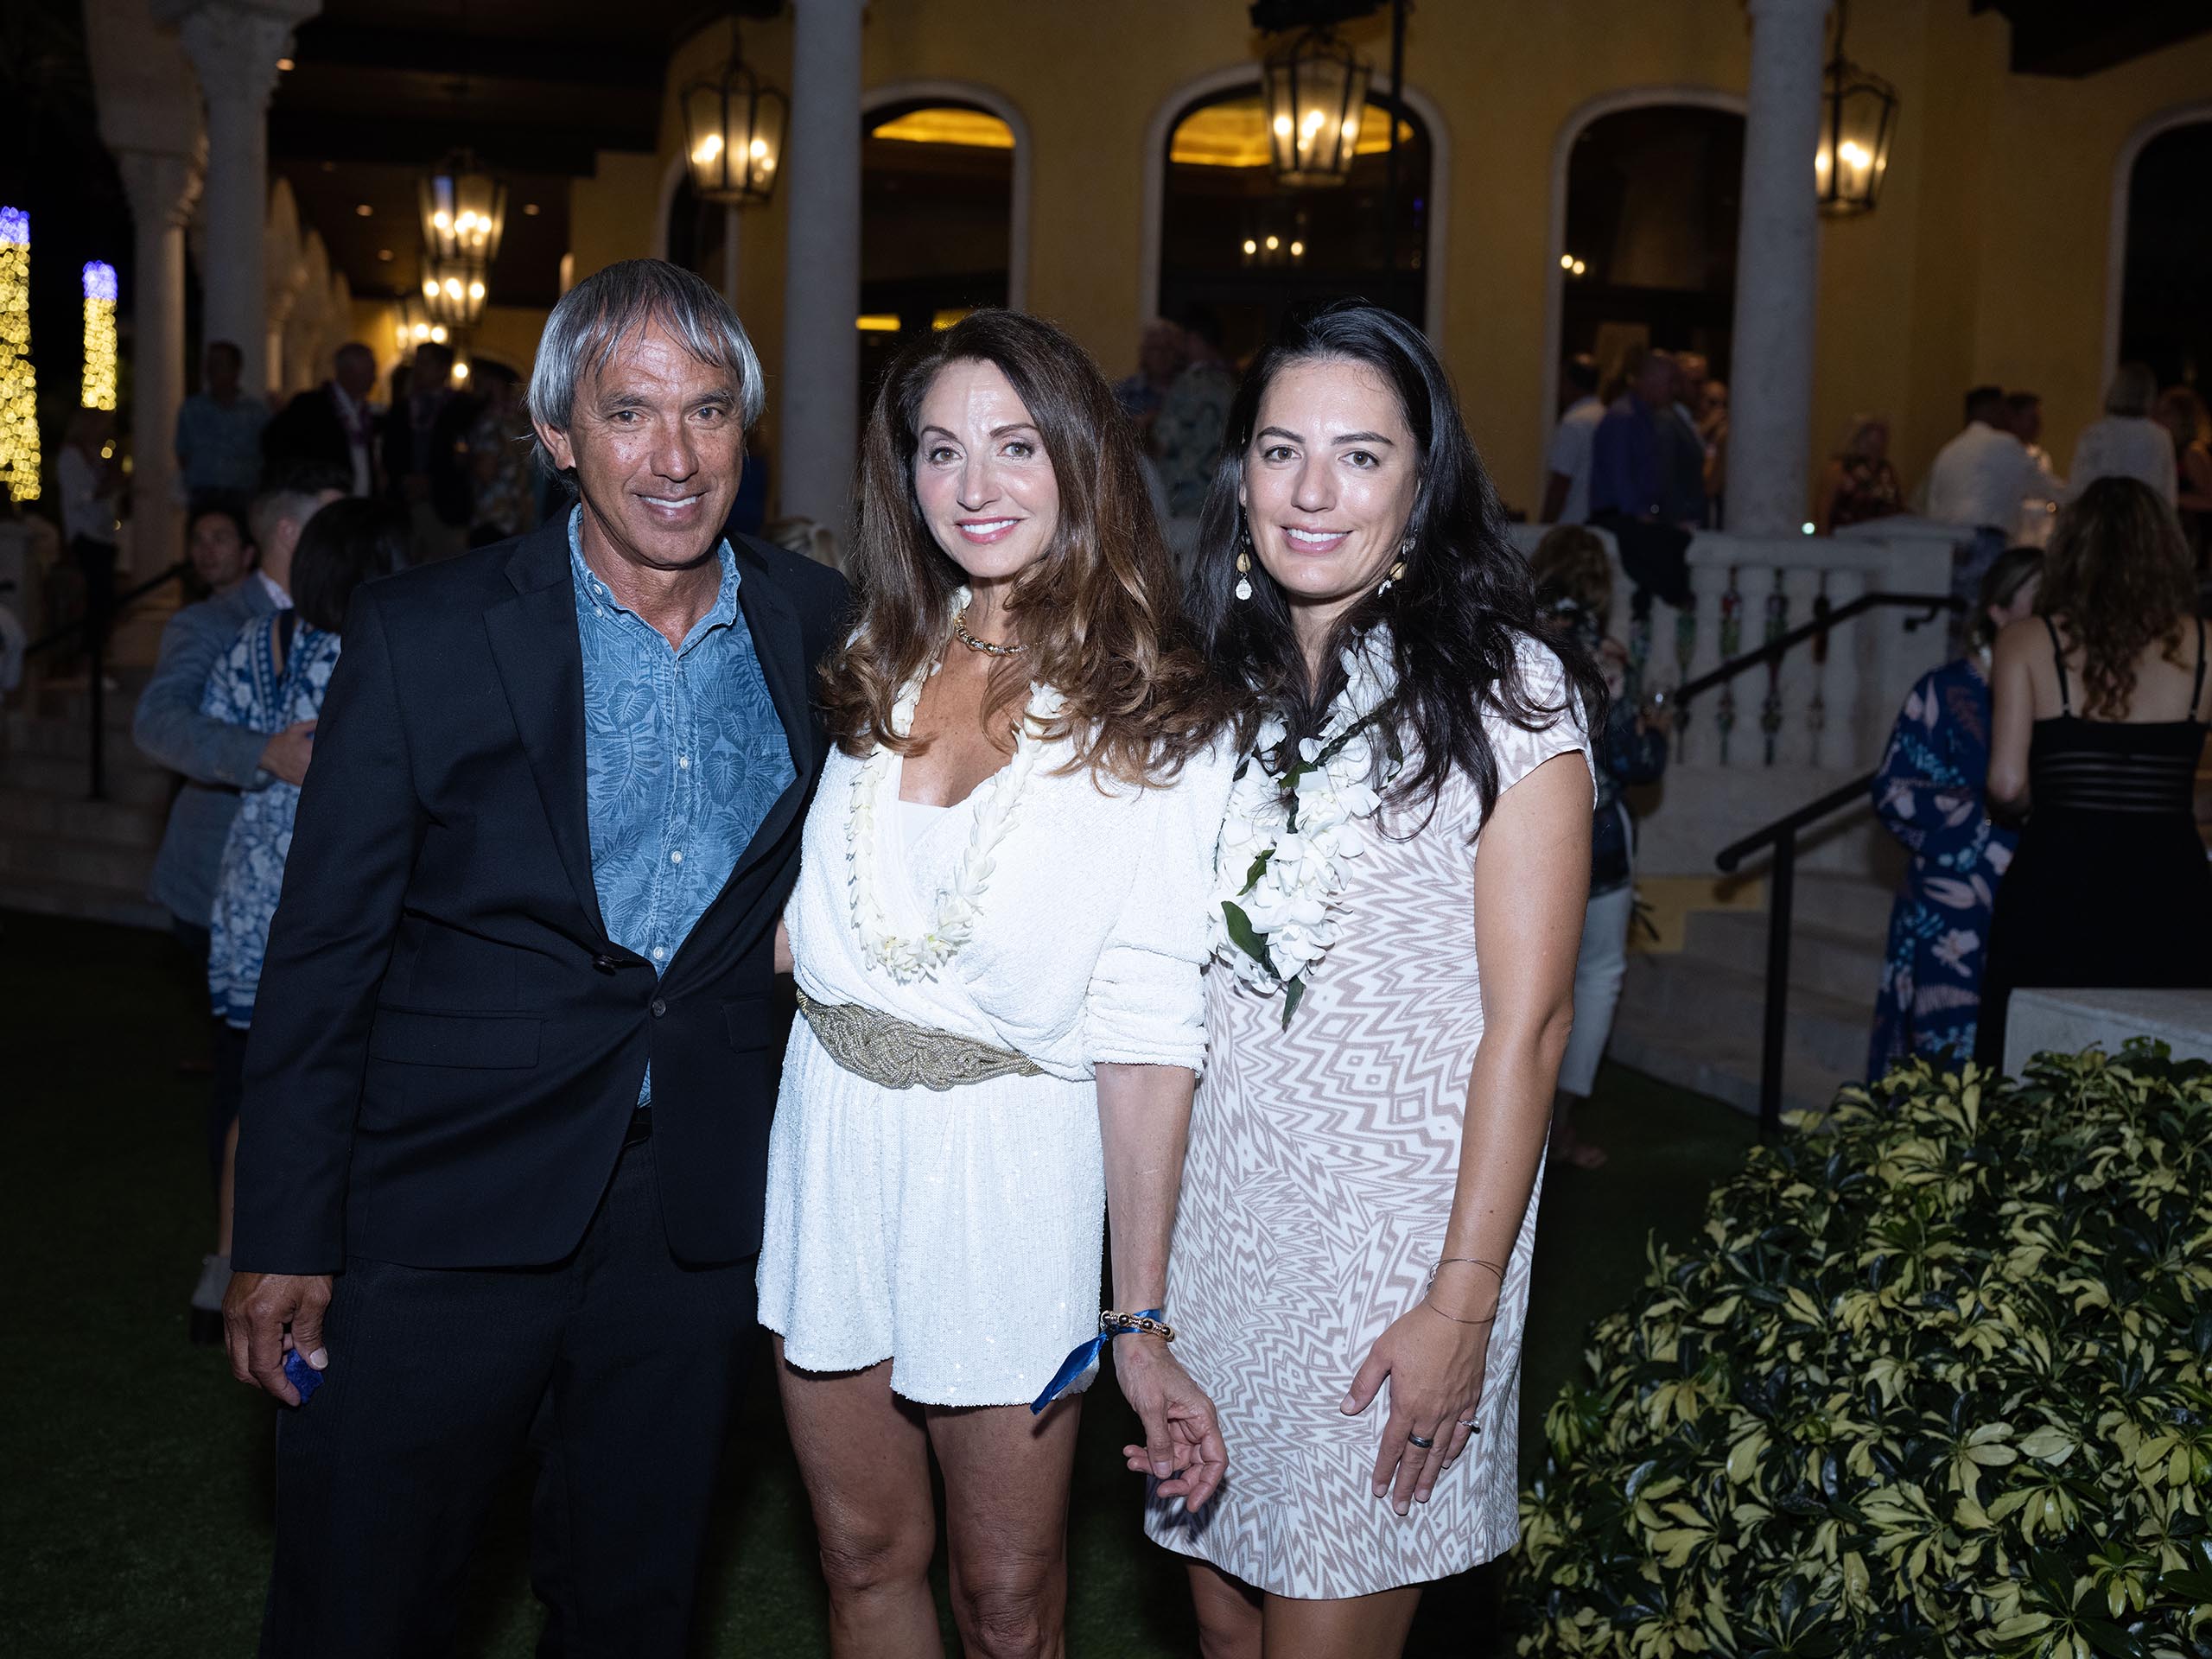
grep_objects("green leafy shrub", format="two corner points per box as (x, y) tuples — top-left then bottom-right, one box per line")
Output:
(1509, 1047), (2212, 1658)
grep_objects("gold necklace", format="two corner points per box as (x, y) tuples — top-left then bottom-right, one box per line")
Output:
(952, 607), (1027, 657)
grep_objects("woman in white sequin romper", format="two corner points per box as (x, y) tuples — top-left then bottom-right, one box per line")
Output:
(758, 311), (1233, 1657)
(1141, 302), (1600, 1652)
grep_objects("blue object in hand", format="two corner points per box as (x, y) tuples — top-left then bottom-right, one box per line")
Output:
(282, 1348), (324, 1405)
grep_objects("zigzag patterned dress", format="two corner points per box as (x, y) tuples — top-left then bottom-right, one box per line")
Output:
(1145, 644), (1590, 1598)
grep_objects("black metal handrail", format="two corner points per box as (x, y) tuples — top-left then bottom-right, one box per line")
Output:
(18, 559), (190, 801)
(1714, 768), (1881, 1138)
(1675, 591), (1960, 706)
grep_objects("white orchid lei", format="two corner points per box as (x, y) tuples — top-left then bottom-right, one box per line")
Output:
(1213, 630), (1402, 1024)
(848, 589), (1061, 983)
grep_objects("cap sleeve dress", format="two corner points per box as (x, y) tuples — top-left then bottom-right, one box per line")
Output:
(1145, 639), (1592, 1597)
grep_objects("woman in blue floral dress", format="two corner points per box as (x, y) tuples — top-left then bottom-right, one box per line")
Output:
(1867, 547), (2041, 1076)
(200, 499), (403, 1240)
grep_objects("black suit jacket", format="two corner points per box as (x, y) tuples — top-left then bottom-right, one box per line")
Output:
(232, 515), (849, 1274)
(262, 384), (357, 480)
(380, 391), (481, 527)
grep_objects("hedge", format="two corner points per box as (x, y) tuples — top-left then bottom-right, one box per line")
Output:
(1510, 1046), (2212, 1659)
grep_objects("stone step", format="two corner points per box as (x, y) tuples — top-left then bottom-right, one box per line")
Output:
(1685, 907), (1887, 1008)
(0, 873), (168, 931)
(1786, 873), (1896, 943)
(1608, 950), (1868, 1118)
(0, 791), (165, 849)
(4, 708), (154, 759)
(0, 751), (175, 808)
(0, 830), (161, 895)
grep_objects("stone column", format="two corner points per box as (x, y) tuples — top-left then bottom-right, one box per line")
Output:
(778, 0), (863, 529)
(1724, 0), (1829, 537)
(115, 149), (201, 569)
(163, 0), (318, 397)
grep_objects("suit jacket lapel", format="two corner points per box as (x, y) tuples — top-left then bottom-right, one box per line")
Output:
(482, 522), (609, 942)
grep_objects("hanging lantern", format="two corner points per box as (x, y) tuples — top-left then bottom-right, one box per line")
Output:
(418, 153), (508, 267)
(419, 259), (489, 329)
(1261, 27), (1370, 189)
(395, 296), (450, 357)
(1815, 2), (1899, 217)
(682, 19), (787, 207)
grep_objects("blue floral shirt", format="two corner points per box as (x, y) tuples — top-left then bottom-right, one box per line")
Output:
(569, 510), (794, 1100)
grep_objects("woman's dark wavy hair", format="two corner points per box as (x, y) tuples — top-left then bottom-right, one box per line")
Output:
(823, 308), (1224, 785)
(2037, 476), (2195, 719)
(1188, 299), (1605, 829)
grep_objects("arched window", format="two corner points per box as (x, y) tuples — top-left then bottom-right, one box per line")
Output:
(2117, 118), (2212, 391)
(1560, 105), (1743, 388)
(858, 100), (1017, 398)
(1158, 86), (1430, 359)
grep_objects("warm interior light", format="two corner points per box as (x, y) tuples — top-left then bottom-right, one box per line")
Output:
(453, 362), (469, 380)
(1242, 238), (1258, 255)
(931, 308), (974, 331)
(429, 325), (448, 343)
(855, 314), (901, 332)
(868, 107), (1014, 149)
(423, 279), (437, 298)
(354, 203), (372, 217)
(412, 322), (429, 340)
(1265, 234), (1280, 250)
(468, 280), (485, 299)
(1174, 98), (1413, 168)
(1572, 258), (1586, 276)
(1560, 253), (1574, 270)
(276, 57), (294, 71)
(693, 134), (724, 164)
(1290, 239), (1305, 257)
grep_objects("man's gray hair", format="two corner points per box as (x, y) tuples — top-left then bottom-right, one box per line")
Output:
(528, 260), (766, 474)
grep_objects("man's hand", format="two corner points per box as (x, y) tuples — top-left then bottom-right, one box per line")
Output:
(223, 1271), (334, 1405)
(259, 720), (317, 786)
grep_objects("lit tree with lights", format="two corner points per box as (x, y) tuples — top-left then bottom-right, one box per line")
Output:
(0, 207), (38, 503)
(81, 262), (118, 411)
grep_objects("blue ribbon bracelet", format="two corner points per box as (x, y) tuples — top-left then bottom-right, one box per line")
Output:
(1030, 1308), (1166, 1414)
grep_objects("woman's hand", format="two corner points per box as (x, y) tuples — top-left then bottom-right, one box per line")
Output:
(1342, 1297), (1494, 1514)
(1115, 1336), (1228, 1508)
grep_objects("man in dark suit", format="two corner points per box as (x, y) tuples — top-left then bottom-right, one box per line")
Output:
(223, 259), (848, 1656)
(381, 338), (482, 563)
(262, 342), (382, 496)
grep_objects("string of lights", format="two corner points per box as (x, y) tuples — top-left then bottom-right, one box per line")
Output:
(0, 207), (40, 504)
(81, 261), (118, 412)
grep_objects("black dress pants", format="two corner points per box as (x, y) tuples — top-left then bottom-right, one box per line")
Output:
(260, 1135), (757, 1658)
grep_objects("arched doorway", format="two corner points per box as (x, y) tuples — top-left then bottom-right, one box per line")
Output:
(857, 97), (1019, 404)
(1154, 83), (1433, 362)
(2114, 116), (2212, 391)
(1556, 102), (1744, 396)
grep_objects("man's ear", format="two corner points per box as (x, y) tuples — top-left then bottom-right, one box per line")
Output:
(535, 421), (575, 475)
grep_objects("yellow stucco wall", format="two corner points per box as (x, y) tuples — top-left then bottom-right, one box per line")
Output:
(581, 0), (2209, 522)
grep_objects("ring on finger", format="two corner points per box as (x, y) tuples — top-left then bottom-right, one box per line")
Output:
(1407, 1431), (1436, 1449)
(1458, 1419), (1480, 1432)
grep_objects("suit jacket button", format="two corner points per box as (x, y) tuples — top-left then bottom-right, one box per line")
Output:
(594, 954), (618, 973)
(651, 998), (667, 1018)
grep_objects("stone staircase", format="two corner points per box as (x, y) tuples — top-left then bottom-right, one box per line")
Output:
(1609, 870), (1893, 1119)
(0, 575), (183, 930)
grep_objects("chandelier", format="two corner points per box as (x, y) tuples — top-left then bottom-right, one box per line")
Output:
(682, 16), (787, 207)
(1815, 1), (1899, 217)
(418, 153), (507, 266)
(1260, 27), (1371, 189)
(419, 260), (488, 330)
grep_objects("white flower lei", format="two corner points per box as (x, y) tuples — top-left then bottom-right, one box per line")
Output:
(848, 590), (1063, 983)
(1213, 629), (1402, 1023)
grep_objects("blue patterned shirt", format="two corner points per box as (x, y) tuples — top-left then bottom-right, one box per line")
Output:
(569, 511), (794, 1096)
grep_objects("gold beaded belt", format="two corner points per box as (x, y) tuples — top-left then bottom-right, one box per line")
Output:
(796, 988), (1043, 1090)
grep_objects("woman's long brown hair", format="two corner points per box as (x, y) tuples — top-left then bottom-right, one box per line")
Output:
(2037, 476), (2196, 719)
(821, 309), (1225, 785)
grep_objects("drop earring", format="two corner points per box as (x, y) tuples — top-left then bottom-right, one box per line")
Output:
(1377, 537), (1411, 595)
(1235, 524), (1255, 601)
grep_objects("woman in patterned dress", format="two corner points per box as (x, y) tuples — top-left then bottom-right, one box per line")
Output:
(1866, 546), (2041, 1077)
(201, 499), (404, 1274)
(1141, 302), (1603, 1652)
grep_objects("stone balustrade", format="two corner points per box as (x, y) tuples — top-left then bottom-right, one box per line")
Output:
(1510, 519), (1962, 876)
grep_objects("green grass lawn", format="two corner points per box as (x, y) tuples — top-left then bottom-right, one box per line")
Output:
(0, 907), (1753, 1656)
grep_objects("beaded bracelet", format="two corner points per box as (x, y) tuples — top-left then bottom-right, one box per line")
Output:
(1101, 1309), (1177, 1343)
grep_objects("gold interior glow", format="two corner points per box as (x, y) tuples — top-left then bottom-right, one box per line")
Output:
(1172, 96), (1413, 168)
(869, 108), (1016, 149)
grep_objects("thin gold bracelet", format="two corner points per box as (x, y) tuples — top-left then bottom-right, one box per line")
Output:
(1421, 1296), (1498, 1327)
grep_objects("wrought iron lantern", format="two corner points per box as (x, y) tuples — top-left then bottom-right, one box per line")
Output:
(1261, 27), (1370, 189)
(418, 153), (507, 267)
(1815, 2), (1899, 217)
(395, 296), (449, 355)
(682, 20), (787, 207)
(418, 260), (488, 330)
